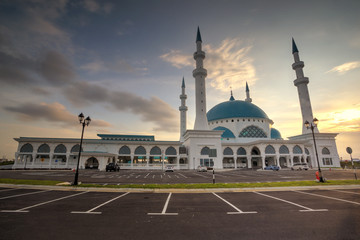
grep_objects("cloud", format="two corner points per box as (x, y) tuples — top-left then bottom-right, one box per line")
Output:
(160, 38), (257, 92)
(80, 58), (135, 73)
(160, 50), (193, 68)
(318, 108), (360, 133)
(3, 102), (112, 128)
(40, 51), (75, 85)
(64, 81), (179, 132)
(82, 0), (113, 14)
(327, 61), (360, 74)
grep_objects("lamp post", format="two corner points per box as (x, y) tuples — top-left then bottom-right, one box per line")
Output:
(304, 118), (324, 183)
(73, 113), (91, 186)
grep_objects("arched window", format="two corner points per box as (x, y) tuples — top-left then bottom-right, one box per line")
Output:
(201, 147), (210, 155)
(223, 147), (233, 155)
(20, 143), (33, 153)
(150, 146), (161, 155)
(279, 145), (289, 154)
(265, 145), (275, 154)
(135, 146), (146, 155)
(71, 144), (82, 153)
(165, 146), (177, 155)
(251, 147), (261, 155)
(293, 145), (303, 154)
(237, 147), (246, 155)
(119, 146), (131, 155)
(239, 126), (267, 138)
(305, 148), (310, 155)
(322, 147), (330, 155)
(38, 144), (50, 153)
(213, 126), (235, 138)
(54, 144), (66, 153)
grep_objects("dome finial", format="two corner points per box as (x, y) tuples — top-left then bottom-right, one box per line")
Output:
(245, 82), (252, 103)
(229, 86), (235, 101)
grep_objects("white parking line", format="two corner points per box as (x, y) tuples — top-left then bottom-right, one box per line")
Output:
(0, 188), (18, 193)
(330, 189), (360, 195)
(193, 173), (209, 178)
(71, 192), (130, 214)
(294, 190), (360, 205)
(212, 193), (257, 214)
(254, 192), (328, 212)
(2, 191), (88, 213)
(177, 173), (188, 178)
(0, 190), (50, 200)
(148, 193), (178, 216)
(144, 173), (150, 178)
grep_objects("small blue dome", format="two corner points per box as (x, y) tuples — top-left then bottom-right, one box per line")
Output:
(213, 126), (235, 138)
(207, 100), (269, 121)
(271, 128), (282, 139)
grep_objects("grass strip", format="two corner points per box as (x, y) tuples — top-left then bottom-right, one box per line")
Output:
(1, 178), (358, 189)
(0, 178), (62, 186)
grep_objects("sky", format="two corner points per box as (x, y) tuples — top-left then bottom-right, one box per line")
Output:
(0, 0), (359, 160)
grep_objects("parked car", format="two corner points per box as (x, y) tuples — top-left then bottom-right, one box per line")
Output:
(197, 165), (207, 172)
(165, 166), (174, 172)
(106, 163), (120, 172)
(264, 165), (280, 171)
(291, 163), (309, 170)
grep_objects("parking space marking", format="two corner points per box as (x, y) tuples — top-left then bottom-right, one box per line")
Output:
(294, 190), (360, 205)
(0, 190), (50, 200)
(0, 188), (19, 193)
(2, 191), (88, 213)
(71, 192), (130, 214)
(254, 192), (328, 212)
(177, 173), (187, 178)
(144, 173), (150, 178)
(148, 193), (178, 216)
(193, 173), (209, 178)
(212, 193), (257, 214)
(330, 189), (360, 195)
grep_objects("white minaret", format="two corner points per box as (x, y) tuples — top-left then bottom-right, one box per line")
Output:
(245, 82), (252, 103)
(292, 38), (318, 134)
(179, 77), (188, 142)
(193, 27), (209, 130)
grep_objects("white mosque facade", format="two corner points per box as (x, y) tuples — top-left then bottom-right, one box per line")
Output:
(12, 29), (341, 171)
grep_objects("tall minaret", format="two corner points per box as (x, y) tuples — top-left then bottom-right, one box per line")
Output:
(193, 27), (209, 130)
(179, 77), (188, 142)
(292, 38), (318, 134)
(245, 82), (252, 103)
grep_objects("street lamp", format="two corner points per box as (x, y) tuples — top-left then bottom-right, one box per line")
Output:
(73, 113), (91, 186)
(304, 118), (325, 182)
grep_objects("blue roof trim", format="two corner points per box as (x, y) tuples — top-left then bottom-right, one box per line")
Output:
(97, 134), (155, 141)
(207, 100), (269, 121)
(213, 126), (236, 138)
(271, 128), (282, 139)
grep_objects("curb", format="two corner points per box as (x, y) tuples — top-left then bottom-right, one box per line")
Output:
(1, 183), (360, 193)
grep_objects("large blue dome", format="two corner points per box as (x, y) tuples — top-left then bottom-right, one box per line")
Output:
(207, 100), (269, 121)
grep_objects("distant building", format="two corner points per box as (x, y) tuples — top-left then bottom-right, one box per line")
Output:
(13, 29), (340, 171)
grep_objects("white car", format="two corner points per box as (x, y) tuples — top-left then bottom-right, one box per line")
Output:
(291, 163), (309, 170)
(164, 166), (174, 172)
(197, 166), (207, 172)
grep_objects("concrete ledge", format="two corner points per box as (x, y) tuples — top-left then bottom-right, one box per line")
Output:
(1, 183), (359, 193)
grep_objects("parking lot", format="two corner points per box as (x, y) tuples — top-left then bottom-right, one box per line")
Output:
(0, 169), (357, 185)
(0, 186), (359, 239)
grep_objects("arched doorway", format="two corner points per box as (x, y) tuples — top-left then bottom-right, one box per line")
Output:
(85, 157), (99, 169)
(251, 147), (262, 169)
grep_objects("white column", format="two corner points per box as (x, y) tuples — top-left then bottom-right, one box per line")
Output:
(247, 155), (251, 169)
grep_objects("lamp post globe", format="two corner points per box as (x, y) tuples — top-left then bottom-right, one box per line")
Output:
(73, 113), (90, 186)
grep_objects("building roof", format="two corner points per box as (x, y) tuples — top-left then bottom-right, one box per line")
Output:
(213, 126), (236, 138)
(270, 128), (282, 139)
(207, 100), (269, 121)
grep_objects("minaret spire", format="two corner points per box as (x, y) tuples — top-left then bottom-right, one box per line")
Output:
(292, 38), (318, 134)
(193, 27), (209, 130)
(229, 87), (235, 101)
(245, 82), (252, 103)
(179, 77), (188, 142)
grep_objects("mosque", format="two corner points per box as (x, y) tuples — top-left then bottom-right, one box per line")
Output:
(12, 28), (340, 171)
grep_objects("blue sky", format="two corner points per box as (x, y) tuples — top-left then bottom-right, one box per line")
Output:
(0, 0), (359, 159)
